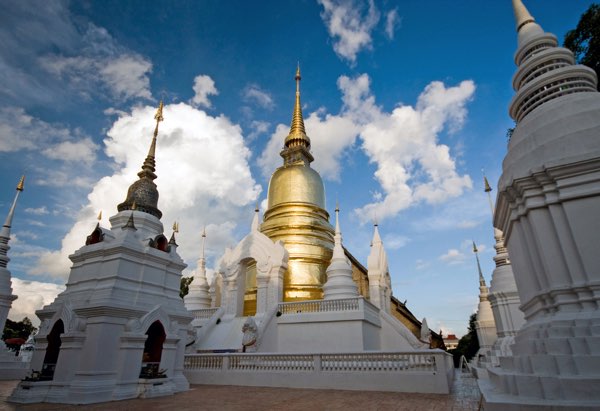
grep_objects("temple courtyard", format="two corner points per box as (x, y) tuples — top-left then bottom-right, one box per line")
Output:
(0, 370), (481, 410)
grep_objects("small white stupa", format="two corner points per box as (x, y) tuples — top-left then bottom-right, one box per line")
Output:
(483, 176), (524, 366)
(9, 102), (193, 404)
(472, 242), (497, 366)
(0, 176), (29, 379)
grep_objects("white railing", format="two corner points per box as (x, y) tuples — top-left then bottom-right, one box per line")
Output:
(229, 354), (314, 371)
(192, 307), (219, 320)
(185, 351), (438, 373)
(184, 350), (454, 394)
(278, 297), (360, 314)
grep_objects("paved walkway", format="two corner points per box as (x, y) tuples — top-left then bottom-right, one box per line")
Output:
(0, 370), (482, 411)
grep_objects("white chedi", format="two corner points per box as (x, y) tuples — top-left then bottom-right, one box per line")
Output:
(184, 229), (211, 311)
(323, 206), (359, 300)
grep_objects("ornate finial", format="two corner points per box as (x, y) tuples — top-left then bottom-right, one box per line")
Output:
(97, 210), (102, 221)
(172, 221), (179, 233)
(16, 175), (25, 191)
(116, 101), (164, 219)
(255, 201), (259, 213)
(334, 202), (340, 234)
(483, 174), (492, 193)
(169, 231), (177, 246)
(472, 240), (478, 253)
(281, 65), (313, 165)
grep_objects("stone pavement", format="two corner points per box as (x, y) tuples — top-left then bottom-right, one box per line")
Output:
(0, 370), (482, 410)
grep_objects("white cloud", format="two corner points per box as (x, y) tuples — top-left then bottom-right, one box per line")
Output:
(355, 78), (475, 223)
(383, 233), (409, 250)
(439, 248), (466, 265)
(191, 74), (219, 108)
(318, 0), (380, 64)
(42, 137), (98, 164)
(31, 102), (262, 279)
(385, 9), (400, 40)
(247, 120), (270, 142)
(242, 84), (274, 110)
(8, 278), (65, 327)
(39, 24), (153, 102)
(0, 107), (100, 186)
(259, 74), (474, 222)
(99, 54), (153, 101)
(24, 206), (49, 216)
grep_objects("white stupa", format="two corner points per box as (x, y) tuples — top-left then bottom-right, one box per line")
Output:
(483, 176), (524, 366)
(472, 242), (497, 366)
(480, 1), (600, 409)
(0, 176), (29, 379)
(9, 102), (193, 404)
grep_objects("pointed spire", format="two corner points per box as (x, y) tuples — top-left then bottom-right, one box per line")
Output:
(169, 231), (177, 246)
(0, 176), (25, 268)
(251, 204), (260, 232)
(512, 0), (535, 32)
(117, 101), (164, 219)
(97, 210), (102, 221)
(371, 222), (383, 246)
(473, 241), (486, 287)
(323, 204), (358, 300)
(185, 226), (211, 310)
(1, 176), (24, 237)
(280, 65), (314, 166)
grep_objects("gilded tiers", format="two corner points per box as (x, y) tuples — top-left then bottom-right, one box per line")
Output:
(260, 69), (334, 302)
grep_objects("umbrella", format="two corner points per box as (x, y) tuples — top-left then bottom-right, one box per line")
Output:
(4, 338), (27, 345)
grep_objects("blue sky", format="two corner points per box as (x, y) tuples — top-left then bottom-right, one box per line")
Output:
(0, 0), (595, 336)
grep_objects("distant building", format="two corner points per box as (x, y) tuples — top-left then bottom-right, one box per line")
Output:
(443, 334), (459, 350)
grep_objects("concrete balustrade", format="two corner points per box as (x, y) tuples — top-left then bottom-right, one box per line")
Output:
(184, 350), (454, 393)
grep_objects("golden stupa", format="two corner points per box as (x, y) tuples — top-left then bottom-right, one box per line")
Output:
(260, 66), (335, 302)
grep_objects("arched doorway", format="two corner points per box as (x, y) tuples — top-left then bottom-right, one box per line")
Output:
(140, 321), (166, 378)
(42, 320), (64, 380)
(242, 259), (257, 317)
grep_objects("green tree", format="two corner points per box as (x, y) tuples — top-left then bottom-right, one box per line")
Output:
(564, 4), (600, 90)
(448, 313), (480, 367)
(2, 317), (36, 353)
(180, 276), (194, 299)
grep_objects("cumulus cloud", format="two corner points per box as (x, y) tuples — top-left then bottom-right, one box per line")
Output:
(439, 248), (466, 265)
(318, 0), (380, 64)
(383, 233), (410, 250)
(259, 73), (474, 221)
(8, 278), (65, 327)
(31, 102), (261, 279)
(191, 74), (219, 108)
(355, 78), (475, 222)
(242, 84), (274, 110)
(385, 9), (400, 40)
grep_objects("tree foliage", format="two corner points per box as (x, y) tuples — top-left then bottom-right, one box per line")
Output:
(448, 313), (480, 367)
(2, 317), (36, 352)
(180, 276), (194, 299)
(564, 4), (600, 90)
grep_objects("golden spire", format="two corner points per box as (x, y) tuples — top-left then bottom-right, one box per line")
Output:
(172, 221), (179, 233)
(281, 65), (313, 165)
(16, 175), (25, 191)
(97, 210), (102, 221)
(290, 64), (307, 138)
